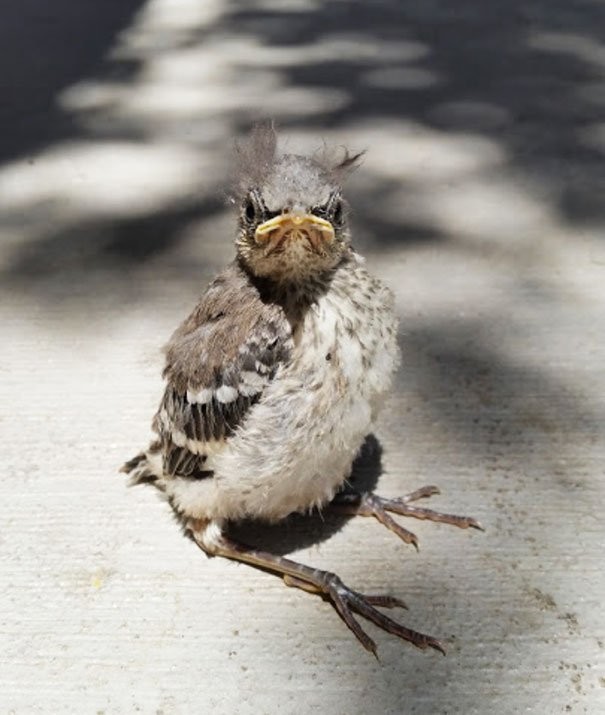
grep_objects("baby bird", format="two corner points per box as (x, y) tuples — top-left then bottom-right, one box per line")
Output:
(122, 125), (480, 655)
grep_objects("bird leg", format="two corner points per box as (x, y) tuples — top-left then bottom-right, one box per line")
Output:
(189, 518), (445, 656)
(329, 486), (483, 548)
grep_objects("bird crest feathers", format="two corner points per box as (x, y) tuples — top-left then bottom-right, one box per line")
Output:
(232, 122), (364, 198)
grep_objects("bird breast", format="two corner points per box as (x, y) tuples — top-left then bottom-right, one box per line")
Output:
(193, 258), (400, 523)
(172, 259), (398, 521)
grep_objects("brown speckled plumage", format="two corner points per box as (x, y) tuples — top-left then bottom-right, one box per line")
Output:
(122, 124), (481, 656)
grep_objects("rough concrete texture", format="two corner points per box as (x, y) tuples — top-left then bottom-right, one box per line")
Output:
(1, 1), (604, 713)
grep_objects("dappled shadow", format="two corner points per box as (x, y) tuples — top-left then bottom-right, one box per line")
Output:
(397, 320), (604, 492)
(0, 0), (146, 164)
(1, 0), (604, 307)
(222, 0), (605, 226)
(2, 3), (604, 710)
(4, 201), (215, 277)
(2, 0), (602, 569)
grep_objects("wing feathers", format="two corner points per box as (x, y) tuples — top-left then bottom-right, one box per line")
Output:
(153, 262), (291, 478)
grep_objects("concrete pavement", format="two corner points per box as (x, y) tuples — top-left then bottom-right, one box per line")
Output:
(1, 1), (604, 712)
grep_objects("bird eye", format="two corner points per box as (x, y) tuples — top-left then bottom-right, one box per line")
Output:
(244, 197), (256, 223)
(332, 199), (343, 225)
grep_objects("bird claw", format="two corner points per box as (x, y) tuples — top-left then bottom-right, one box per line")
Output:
(285, 571), (443, 655)
(326, 574), (445, 656)
(331, 486), (483, 546)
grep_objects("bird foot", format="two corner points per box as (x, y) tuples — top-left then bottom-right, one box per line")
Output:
(283, 573), (444, 656)
(190, 520), (444, 655)
(330, 485), (483, 548)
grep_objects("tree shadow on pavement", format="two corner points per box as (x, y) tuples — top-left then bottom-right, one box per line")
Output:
(2, 0), (604, 300)
(2, 3), (604, 709)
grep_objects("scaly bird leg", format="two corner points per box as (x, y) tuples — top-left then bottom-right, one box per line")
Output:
(189, 518), (445, 657)
(330, 486), (483, 548)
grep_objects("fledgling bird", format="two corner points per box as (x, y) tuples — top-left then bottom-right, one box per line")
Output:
(122, 124), (481, 655)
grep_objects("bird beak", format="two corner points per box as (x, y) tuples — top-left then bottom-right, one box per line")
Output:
(255, 213), (335, 249)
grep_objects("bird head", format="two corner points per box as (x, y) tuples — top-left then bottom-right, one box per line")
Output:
(233, 124), (363, 282)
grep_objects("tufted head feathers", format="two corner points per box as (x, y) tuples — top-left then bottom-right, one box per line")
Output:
(232, 123), (364, 282)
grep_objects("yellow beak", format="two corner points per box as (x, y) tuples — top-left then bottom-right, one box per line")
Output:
(254, 213), (335, 244)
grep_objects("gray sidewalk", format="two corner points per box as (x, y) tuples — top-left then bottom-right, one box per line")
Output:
(1, 1), (604, 713)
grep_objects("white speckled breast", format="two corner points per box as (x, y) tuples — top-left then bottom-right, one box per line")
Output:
(200, 257), (400, 522)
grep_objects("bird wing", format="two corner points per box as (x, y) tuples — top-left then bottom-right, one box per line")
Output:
(154, 262), (292, 478)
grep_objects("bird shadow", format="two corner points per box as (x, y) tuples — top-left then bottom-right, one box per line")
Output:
(227, 433), (383, 556)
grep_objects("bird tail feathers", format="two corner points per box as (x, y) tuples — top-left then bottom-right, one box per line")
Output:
(120, 443), (163, 486)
